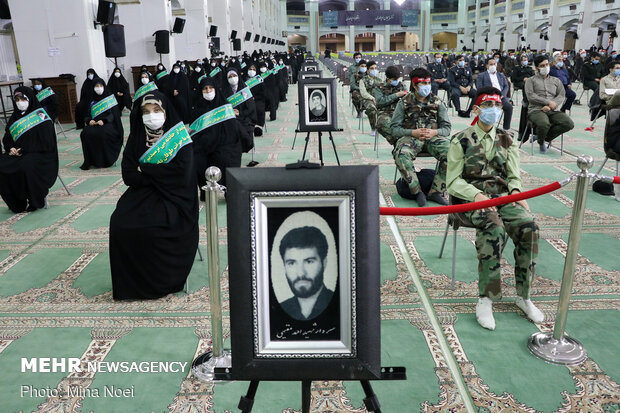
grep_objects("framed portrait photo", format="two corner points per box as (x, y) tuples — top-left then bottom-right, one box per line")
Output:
(226, 166), (380, 381)
(298, 77), (338, 132)
(302, 62), (319, 72)
(299, 70), (322, 81)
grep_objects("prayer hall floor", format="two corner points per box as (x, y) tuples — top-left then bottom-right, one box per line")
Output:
(0, 73), (618, 412)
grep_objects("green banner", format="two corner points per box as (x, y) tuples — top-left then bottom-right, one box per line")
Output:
(227, 87), (253, 108)
(156, 70), (168, 80)
(90, 95), (118, 119)
(240, 62), (247, 69)
(245, 75), (264, 89)
(133, 82), (158, 103)
(139, 122), (192, 165)
(197, 74), (206, 84)
(9, 108), (51, 142)
(209, 67), (222, 78)
(188, 104), (236, 137)
(35, 87), (55, 102)
(260, 70), (272, 80)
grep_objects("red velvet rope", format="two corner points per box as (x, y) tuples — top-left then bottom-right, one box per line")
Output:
(614, 176), (620, 184)
(380, 182), (562, 216)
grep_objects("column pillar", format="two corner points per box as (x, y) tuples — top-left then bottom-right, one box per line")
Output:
(504, 0), (516, 51)
(474, 0), (481, 51)
(523, 0), (535, 50)
(613, 16), (620, 52)
(456, 0), (467, 49)
(280, 0), (288, 51)
(488, 0), (497, 50)
(574, 1), (597, 52)
(305, 0), (318, 54)
(8, 0), (108, 87)
(348, 0), (355, 51)
(546, 0), (562, 51)
(174, 0), (210, 61)
(421, 0), (432, 50)
(208, 0), (230, 55)
(383, 0), (391, 51)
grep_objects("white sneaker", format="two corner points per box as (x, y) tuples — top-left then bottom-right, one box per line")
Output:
(370, 130), (376, 137)
(476, 297), (495, 330)
(515, 297), (544, 323)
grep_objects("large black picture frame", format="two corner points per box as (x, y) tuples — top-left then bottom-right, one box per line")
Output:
(297, 77), (338, 132)
(226, 166), (381, 381)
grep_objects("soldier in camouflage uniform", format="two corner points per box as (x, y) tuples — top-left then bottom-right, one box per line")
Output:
(446, 85), (544, 331)
(372, 65), (408, 145)
(389, 68), (451, 206)
(348, 53), (365, 116)
(359, 61), (382, 132)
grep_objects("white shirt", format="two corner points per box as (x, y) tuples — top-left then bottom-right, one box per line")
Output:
(489, 71), (501, 91)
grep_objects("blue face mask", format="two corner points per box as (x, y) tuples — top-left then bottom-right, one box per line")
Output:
(479, 106), (503, 125)
(593, 60), (599, 65)
(614, 69), (620, 77)
(436, 58), (442, 63)
(355, 58), (361, 64)
(390, 79), (400, 87)
(417, 84), (432, 97)
(557, 62), (564, 68)
(613, 54), (618, 59)
(522, 60), (529, 66)
(458, 61), (465, 68)
(369, 69), (378, 77)
(34, 84), (43, 91)
(359, 67), (367, 73)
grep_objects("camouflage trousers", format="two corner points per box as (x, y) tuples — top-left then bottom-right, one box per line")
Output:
(351, 90), (363, 113)
(463, 202), (539, 300)
(361, 99), (377, 129)
(376, 111), (396, 145)
(392, 135), (449, 194)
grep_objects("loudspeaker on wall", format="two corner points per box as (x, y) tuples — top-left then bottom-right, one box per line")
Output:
(173, 18), (185, 34)
(233, 38), (241, 51)
(154, 30), (170, 54)
(103, 24), (126, 57)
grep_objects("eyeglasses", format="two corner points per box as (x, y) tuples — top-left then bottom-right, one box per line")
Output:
(479, 102), (503, 108)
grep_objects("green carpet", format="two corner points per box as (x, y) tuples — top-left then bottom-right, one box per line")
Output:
(0, 66), (618, 412)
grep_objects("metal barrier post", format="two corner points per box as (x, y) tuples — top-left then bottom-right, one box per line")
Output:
(527, 155), (593, 365)
(192, 167), (232, 381)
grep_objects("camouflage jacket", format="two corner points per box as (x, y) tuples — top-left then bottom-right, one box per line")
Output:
(372, 81), (406, 113)
(389, 93), (451, 143)
(350, 69), (365, 91)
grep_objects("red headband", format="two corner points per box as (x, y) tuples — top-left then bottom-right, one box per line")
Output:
(411, 77), (431, 84)
(471, 93), (502, 126)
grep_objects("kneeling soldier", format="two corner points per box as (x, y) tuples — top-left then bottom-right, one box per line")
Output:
(389, 68), (451, 206)
(446, 85), (544, 330)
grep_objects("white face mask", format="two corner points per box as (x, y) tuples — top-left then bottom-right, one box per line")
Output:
(540, 66), (550, 76)
(16, 101), (28, 111)
(203, 91), (216, 101)
(114, 72), (121, 78)
(279, 60), (283, 65)
(259, 67), (267, 73)
(173, 68), (180, 74)
(195, 67), (201, 73)
(488, 65), (497, 74)
(228, 76), (239, 85)
(248, 70), (256, 77)
(87, 74), (94, 80)
(94, 86), (104, 95)
(141, 77), (149, 85)
(142, 112), (165, 130)
(211, 62), (216, 67)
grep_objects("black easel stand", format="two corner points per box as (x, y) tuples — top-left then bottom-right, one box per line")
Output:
(219, 367), (406, 413)
(299, 128), (343, 166)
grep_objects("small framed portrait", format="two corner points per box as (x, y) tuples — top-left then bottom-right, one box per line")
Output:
(298, 78), (338, 132)
(302, 62), (319, 72)
(299, 70), (322, 81)
(226, 166), (380, 381)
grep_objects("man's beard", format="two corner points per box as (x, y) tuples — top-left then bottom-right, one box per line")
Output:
(287, 268), (324, 299)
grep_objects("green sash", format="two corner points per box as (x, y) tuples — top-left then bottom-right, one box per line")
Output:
(90, 95), (118, 119)
(227, 87), (253, 108)
(209, 67), (222, 78)
(272, 66), (280, 74)
(156, 70), (168, 80)
(139, 122), (192, 165)
(35, 87), (55, 102)
(240, 62), (247, 69)
(245, 75), (264, 89)
(197, 74), (206, 84)
(133, 82), (158, 102)
(188, 104), (236, 137)
(260, 70), (272, 80)
(9, 108), (51, 142)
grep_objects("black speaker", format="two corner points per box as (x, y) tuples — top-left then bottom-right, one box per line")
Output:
(231, 30), (237, 39)
(209, 25), (218, 37)
(154, 30), (170, 54)
(254, 34), (260, 42)
(245, 32), (252, 41)
(211, 37), (220, 50)
(261, 36), (266, 43)
(173, 18), (185, 34)
(233, 38), (241, 51)
(96, 0), (116, 25)
(103, 24), (126, 57)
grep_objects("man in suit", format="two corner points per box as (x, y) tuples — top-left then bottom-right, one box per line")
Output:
(476, 58), (513, 130)
(278, 226), (335, 321)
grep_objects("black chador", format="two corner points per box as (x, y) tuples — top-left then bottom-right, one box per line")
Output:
(0, 87), (58, 213)
(107, 68), (131, 111)
(166, 63), (192, 124)
(75, 68), (100, 129)
(109, 90), (199, 300)
(79, 78), (124, 170)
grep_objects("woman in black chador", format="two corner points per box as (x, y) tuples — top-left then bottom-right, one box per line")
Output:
(79, 78), (124, 170)
(109, 90), (198, 300)
(0, 87), (58, 213)
(75, 68), (100, 129)
(32, 78), (59, 121)
(243, 62), (266, 136)
(107, 67), (131, 111)
(166, 63), (191, 124)
(220, 67), (256, 151)
(191, 77), (247, 192)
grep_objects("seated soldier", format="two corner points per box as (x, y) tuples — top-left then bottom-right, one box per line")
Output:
(428, 53), (451, 102)
(348, 52), (364, 117)
(350, 60), (367, 118)
(359, 61), (382, 135)
(446, 86), (544, 330)
(524, 55), (574, 153)
(372, 65), (408, 145)
(599, 60), (620, 107)
(582, 52), (605, 93)
(389, 68), (451, 206)
(448, 55), (477, 117)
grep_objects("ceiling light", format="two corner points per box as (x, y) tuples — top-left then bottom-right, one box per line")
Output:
(394, 0), (406, 5)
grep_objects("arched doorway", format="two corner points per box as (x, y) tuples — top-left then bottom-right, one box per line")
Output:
(288, 34), (308, 52)
(355, 32), (376, 52)
(432, 32), (457, 50)
(390, 31), (420, 51)
(319, 33), (346, 53)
